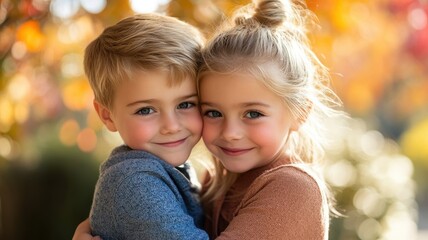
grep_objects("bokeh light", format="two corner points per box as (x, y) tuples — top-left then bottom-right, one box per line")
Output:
(0, 136), (12, 158)
(16, 20), (44, 52)
(323, 116), (418, 239)
(80, 0), (106, 14)
(401, 117), (428, 167)
(61, 53), (84, 78)
(357, 218), (381, 240)
(11, 41), (27, 60)
(14, 101), (29, 124)
(408, 7), (427, 30)
(325, 160), (357, 188)
(7, 74), (30, 101)
(77, 128), (97, 152)
(0, 95), (13, 133)
(129, 0), (170, 13)
(0, 2), (7, 24)
(50, 0), (80, 19)
(59, 119), (80, 146)
(62, 79), (93, 111)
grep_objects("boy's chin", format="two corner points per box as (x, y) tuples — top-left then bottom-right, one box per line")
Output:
(161, 152), (192, 167)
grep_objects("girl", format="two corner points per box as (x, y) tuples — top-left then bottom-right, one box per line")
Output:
(198, 0), (343, 239)
(73, 0), (343, 239)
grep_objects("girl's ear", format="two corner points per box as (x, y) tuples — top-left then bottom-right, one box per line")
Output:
(93, 100), (117, 132)
(291, 100), (313, 131)
(291, 121), (300, 132)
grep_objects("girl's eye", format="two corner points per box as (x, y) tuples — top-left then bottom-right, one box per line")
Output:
(245, 111), (264, 119)
(135, 107), (155, 115)
(204, 110), (222, 118)
(177, 102), (195, 109)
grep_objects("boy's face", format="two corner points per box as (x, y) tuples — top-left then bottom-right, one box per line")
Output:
(95, 69), (202, 166)
(199, 71), (298, 173)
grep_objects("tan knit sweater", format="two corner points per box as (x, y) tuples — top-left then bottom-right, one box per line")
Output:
(205, 158), (329, 240)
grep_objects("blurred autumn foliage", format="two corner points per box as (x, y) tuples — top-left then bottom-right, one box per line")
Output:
(0, 0), (427, 239)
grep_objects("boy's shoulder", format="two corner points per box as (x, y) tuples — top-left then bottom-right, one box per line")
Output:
(95, 145), (195, 197)
(99, 145), (170, 180)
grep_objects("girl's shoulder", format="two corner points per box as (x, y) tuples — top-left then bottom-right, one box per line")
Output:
(235, 164), (329, 239)
(267, 163), (322, 183)
(249, 164), (326, 201)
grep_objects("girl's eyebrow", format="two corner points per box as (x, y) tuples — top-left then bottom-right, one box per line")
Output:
(242, 102), (270, 108)
(200, 101), (216, 107)
(200, 102), (270, 108)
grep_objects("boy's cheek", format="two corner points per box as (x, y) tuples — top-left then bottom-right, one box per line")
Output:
(123, 126), (155, 150)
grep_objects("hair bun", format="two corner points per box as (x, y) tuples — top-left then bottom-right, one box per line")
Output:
(253, 0), (289, 27)
(234, 16), (251, 26)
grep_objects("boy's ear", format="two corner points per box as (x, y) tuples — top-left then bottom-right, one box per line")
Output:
(291, 100), (313, 131)
(93, 100), (117, 132)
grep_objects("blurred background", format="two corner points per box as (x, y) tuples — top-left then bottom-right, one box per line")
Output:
(0, 0), (427, 239)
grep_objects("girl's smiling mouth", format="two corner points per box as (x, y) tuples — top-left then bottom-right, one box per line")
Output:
(220, 147), (254, 156)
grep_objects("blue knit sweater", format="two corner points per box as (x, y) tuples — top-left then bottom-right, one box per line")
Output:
(89, 145), (209, 240)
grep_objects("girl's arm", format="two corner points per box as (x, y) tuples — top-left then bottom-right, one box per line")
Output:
(216, 166), (327, 240)
(72, 218), (101, 240)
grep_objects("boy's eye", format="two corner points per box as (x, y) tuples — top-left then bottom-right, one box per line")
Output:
(135, 107), (155, 115)
(177, 102), (195, 109)
(204, 110), (222, 118)
(245, 111), (263, 119)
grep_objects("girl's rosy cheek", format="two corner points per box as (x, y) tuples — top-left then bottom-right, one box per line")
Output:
(250, 125), (275, 142)
(202, 123), (216, 141)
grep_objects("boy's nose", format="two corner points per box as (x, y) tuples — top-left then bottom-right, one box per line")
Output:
(160, 113), (181, 134)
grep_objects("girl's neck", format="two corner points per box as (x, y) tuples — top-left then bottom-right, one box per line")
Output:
(238, 153), (291, 180)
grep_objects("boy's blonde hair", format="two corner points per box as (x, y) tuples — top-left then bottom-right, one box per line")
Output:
(200, 0), (344, 215)
(84, 14), (204, 108)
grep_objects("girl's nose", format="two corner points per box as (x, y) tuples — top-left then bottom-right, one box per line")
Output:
(221, 118), (243, 141)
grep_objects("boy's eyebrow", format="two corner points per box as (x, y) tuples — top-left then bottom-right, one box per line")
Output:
(178, 93), (199, 101)
(126, 93), (199, 107)
(126, 99), (155, 107)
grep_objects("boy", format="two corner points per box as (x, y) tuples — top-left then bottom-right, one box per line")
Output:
(84, 14), (209, 240)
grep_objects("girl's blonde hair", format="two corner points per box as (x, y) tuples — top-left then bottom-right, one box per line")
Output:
(199, 0), (343, 214)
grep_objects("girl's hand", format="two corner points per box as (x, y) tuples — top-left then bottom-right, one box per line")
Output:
(72, 218), (102, 240)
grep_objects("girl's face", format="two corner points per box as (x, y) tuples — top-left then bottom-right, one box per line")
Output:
(199, 71), (298, 173)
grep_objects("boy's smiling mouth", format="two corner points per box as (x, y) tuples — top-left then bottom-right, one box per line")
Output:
(155, 137), (188, 147)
